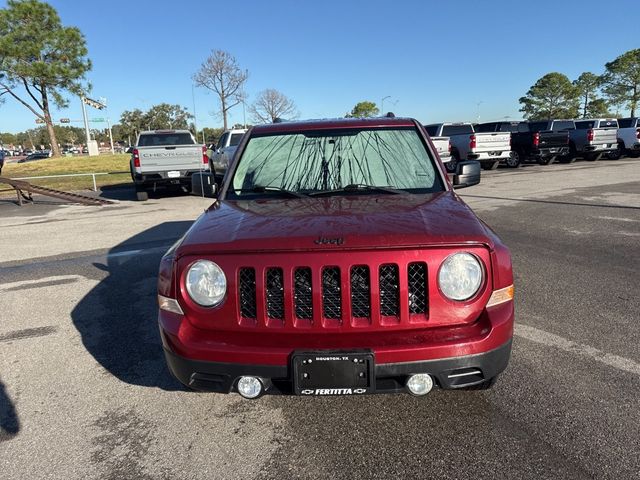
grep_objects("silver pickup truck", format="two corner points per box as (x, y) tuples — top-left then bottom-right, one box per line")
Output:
(130, 130), (207, 200)
(208, 128), (247, 178)
(566, 118), (618, 162)
(425, 123), (511, 172)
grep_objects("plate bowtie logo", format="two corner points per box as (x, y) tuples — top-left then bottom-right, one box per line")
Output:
(314, 237), (344, 246)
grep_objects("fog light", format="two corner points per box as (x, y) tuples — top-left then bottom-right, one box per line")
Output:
(406, 374), (434, 396)
(237, 376), (263, 399)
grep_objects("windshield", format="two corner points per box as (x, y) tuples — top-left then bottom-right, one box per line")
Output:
(228, 127), (443, 198)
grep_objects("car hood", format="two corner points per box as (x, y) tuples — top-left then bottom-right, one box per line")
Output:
(176, 192), (494, 255)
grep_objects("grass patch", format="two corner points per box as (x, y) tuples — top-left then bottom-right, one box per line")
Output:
(1, 154), (132, 193)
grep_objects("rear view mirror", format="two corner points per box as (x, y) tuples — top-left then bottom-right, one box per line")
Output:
(452, 161), (481, 189)
(191, 172), (218, 198)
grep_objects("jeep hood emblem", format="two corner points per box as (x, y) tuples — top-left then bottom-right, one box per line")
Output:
(314, 236), (344, 246)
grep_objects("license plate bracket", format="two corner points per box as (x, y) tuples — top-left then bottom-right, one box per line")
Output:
(292, 351), (375, 395)
(167, 170), (180, 178)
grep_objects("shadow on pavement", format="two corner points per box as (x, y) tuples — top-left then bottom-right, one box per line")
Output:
(98, 184), (192, 202)
(71, 221), (194, 390)
(0, 380), (19, 441)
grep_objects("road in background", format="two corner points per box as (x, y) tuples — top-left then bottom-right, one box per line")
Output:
(1, 159), (639, 479)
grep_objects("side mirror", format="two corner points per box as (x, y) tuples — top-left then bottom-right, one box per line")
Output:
(452, 161), (481, 189)
(191, 172), (218, 198)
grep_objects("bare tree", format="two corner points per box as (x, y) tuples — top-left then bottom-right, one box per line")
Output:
(249, 89), (299, 124)
(193, 50), (248, 130)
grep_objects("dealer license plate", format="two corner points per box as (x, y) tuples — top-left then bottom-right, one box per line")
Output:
(293, 351), (375, 395)
(167, 170), (180, 178)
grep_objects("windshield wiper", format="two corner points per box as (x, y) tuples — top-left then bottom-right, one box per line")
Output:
(232, 185), (308, 198)
(308, 184), (405, 197)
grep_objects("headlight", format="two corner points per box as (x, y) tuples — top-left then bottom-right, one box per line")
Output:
(438, 252), (483, 301)
(185, 260), (227, 307)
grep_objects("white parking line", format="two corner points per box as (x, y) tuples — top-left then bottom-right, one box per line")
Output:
(515, 324), (640, 376)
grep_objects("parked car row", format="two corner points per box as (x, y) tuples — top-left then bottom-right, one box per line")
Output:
(17, 150), (52, 163)
(424, 117), (639, 172)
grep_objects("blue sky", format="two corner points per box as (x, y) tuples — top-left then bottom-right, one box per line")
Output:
(1, 0), (638, 133)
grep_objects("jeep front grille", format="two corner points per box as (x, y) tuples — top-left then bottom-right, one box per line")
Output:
(236, 262), (429, 328)
(294, 267), (313, 320)
(322, 267), (342, 319)
(265, 267), (285, 319)
(239, 268), (257, 319)
(408, 262), (428, 314)
(379, 264), (400, 317)
(350, 265), (371, 318)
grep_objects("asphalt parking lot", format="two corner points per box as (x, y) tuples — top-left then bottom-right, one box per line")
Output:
(1, 159), (639, 479)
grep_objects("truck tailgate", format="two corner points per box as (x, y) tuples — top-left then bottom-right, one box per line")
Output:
(430, 136), (451, 160)
(592, 128), (618, 145)
(539, 131), (569, 148)
(472, 132), (511, 153)
(138, 146), (203, 173)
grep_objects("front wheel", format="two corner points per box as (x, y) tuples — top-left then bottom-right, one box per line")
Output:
(482, 160), (499, 171)
(505, 151), (521, 168)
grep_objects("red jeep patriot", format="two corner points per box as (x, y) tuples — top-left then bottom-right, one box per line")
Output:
(158, 117), (514, 398)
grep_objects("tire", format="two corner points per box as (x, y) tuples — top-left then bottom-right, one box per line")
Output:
(605, 143), (623, 160)
(462, 375), (499, 391)
(559, 143), (577, 163)
(445, 153), (458, 173)
(482, 160), (499, 171)
(505, 151), (521, 168)
(135, 185), (148, 201)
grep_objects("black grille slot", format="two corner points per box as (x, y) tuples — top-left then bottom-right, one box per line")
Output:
(238, 268), (257, 319)
(265, 268), (284, 319)
(379, 264), (399, 317)
(322, 267), (342, 319)
(408, 262), (428, 314)
(294, 268), (313, 319)
(350, 266), (371, 318)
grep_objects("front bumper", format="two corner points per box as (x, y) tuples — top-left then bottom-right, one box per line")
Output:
(160, 300), (514, 395)
(163, 340), (512, 394)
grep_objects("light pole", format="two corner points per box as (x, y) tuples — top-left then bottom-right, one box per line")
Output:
(191, 84), (199, 143)
(106, 117), (114, 154)
(81, 96), (91, 147)
(476, 101), (484, 123)
(381, 95), (391, 115)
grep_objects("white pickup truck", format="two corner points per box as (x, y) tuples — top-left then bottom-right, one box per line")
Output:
(617, 117), (640, 158)
(425, 123), (511, 172)
(130, 130), (207, 201)
(208, 128), (247, 178)
(422, 127), (451, 165)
